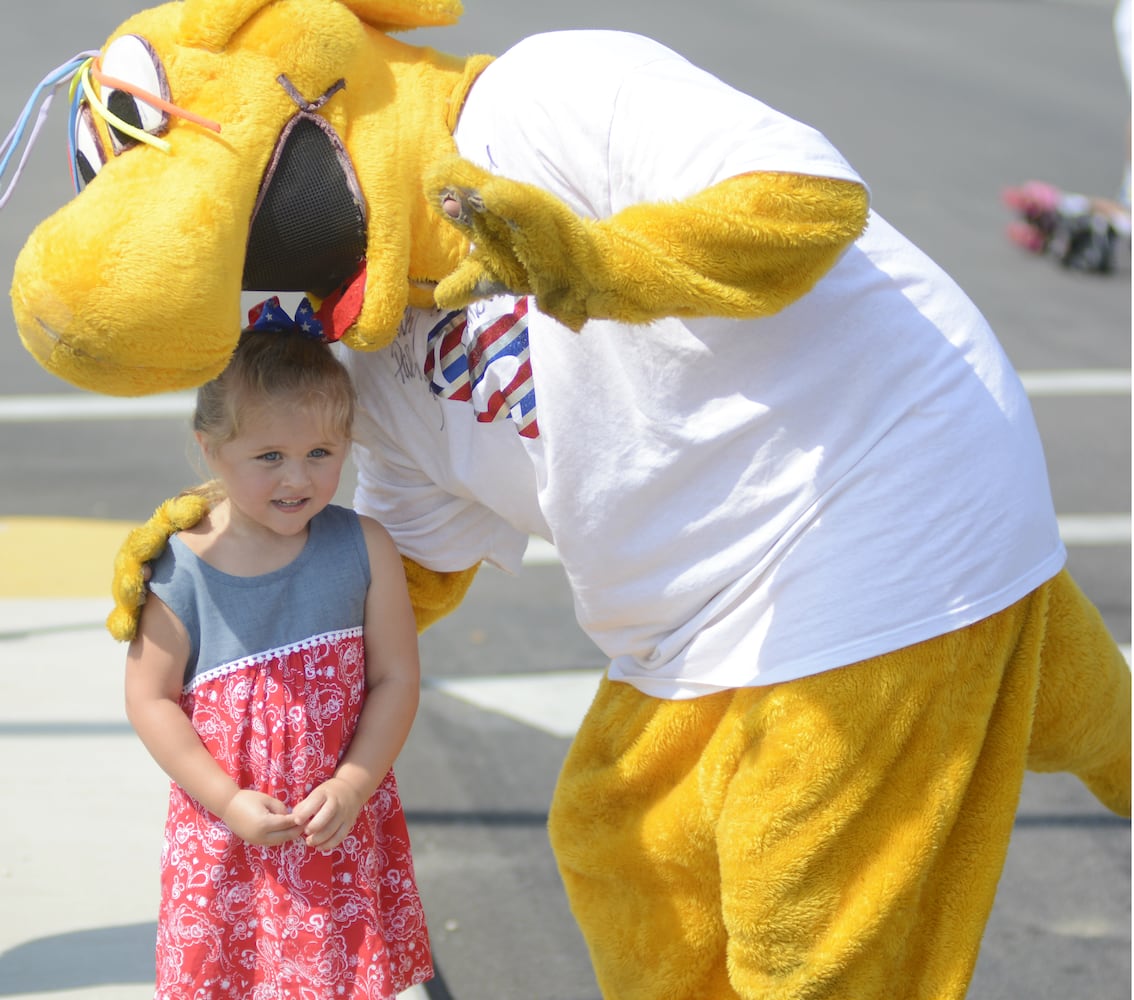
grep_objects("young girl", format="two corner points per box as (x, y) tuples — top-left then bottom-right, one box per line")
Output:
(124, 301), (432, 999)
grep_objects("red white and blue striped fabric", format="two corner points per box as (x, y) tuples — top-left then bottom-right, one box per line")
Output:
(424, 299), (540, 439)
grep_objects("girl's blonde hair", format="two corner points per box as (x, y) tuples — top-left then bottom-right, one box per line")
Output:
(187, 327), (356, 503)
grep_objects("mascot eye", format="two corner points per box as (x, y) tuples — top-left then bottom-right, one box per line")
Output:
(72, 105), (106, 190)
(98, 34), (171, 154)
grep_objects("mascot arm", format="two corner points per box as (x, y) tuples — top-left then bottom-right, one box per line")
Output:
(106, 493), (213, 642)
(401, 556), (480, 634)
(428, 158), (869, 331)
(106, 494), (479, 641)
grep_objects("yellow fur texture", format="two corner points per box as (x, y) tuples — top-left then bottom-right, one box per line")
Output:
(427, 160), (870, 330)
(549, 570), (1130, 1000)
(106, 493), (212, 640)
(106, 492), (478, 640)
(10, 0), (487, 396)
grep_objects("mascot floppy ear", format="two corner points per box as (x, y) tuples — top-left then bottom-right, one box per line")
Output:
(8, 0), (486, 397)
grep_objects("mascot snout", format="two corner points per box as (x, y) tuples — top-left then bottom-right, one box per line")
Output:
(11, 171), (248, 395)
(7, 0), (476, 395)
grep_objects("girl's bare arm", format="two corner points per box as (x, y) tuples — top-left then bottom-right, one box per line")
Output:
(293, 517), (422, 849)
(125, 595), (301, 845)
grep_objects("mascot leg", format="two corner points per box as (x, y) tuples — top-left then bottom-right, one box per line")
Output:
(1025, 569), (1130, 814)
(548, 569), (1130, 1000)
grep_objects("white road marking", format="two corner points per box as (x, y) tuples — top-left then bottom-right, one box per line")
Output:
(0, 391), (196, 421)
(1019, 369), (1131, 396)
(1, 601), (1127, 743)
(427, 669), (604, 738)
(1057, 514), (1131, 545)
(0, 368), (1128, 422)
(427, 640), (1133, 738)
(0, 368), (1127, 743)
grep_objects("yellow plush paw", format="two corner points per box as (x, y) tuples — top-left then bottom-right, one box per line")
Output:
(106, 493), (211, 641)
(427, 156), (595, 329)
(400, 555), (480, 633)
(427, 159), (870, 331)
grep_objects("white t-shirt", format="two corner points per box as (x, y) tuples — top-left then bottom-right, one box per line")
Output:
(346, 30), (1065, 698)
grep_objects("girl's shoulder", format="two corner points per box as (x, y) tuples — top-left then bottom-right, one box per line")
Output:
(318, 502), (360, 528)
(309, 504), (377, 588)
(149, 529), (195, 579)
(351, 511), (401, 579)
(317, 503), (370, 549)
(162, 502), (223, 563)
(353, 510), (395, 547)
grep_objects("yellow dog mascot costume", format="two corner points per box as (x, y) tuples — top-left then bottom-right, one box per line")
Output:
(5, 1), (1130, 997)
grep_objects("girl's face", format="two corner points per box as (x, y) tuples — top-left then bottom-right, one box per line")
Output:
(200, 400), (348, 540)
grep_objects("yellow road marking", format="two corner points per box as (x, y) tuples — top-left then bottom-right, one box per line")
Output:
(0, 517), (139, 598)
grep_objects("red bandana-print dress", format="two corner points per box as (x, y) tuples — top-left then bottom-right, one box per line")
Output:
(146, 505), (432, 999)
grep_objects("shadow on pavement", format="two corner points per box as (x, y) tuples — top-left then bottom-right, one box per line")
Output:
(0, 922), (155, 994)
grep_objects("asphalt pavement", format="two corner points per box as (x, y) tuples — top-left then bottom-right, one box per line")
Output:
(0, 1), (1130, 999)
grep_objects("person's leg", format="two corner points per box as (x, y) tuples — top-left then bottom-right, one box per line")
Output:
(551, 624), (1031, 1000)
(718, 577), (1127, 999)
(550, 574), (1129, 1000)
(549, 678), (742, 999)
(717, 600), (1048, 999)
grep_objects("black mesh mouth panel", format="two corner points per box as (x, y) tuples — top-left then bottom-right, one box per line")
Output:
(242, 113), (367, 298)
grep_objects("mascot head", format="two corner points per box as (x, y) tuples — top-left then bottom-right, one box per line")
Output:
(8, 0), (489, 395)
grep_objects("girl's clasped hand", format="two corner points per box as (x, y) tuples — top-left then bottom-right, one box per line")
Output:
(215, 776), (366, 850)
